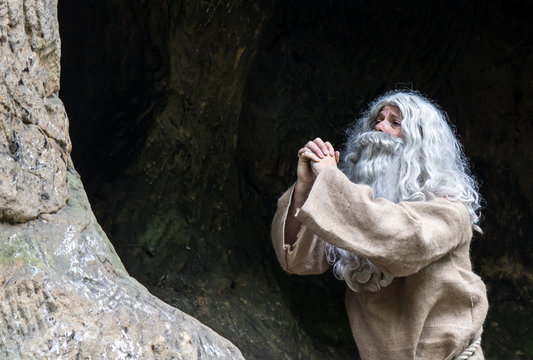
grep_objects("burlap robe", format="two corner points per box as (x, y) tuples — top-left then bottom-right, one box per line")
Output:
(271, 167), (488, 360)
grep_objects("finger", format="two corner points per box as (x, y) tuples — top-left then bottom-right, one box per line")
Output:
(299, 147), (321, 159)
(335, 151), (340, 163)
(313, 137), (330, 156)
(300, 150), (321, 163)
(325, 141), (335, 156)
(306, 141), (325, 158)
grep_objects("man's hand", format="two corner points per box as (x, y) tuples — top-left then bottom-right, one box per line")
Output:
(285, 138), (340, 246)
(297, 138), (340, 187)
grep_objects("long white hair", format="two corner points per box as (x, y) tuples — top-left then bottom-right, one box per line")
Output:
(326, 90), (483, 292)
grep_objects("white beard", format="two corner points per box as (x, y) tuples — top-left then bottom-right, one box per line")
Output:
(325, 132), (404, 292)
(344, 131), (404, 202)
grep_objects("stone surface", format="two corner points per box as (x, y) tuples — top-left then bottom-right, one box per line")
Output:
(0, 170), (244, 359)
(1, 0), (245, 358)
(0, 0), (69, 222)
(0, 111), (68, 222)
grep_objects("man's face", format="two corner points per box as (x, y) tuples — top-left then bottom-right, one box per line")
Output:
(374, 105), (403, 138)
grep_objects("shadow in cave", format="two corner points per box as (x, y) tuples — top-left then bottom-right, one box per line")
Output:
(58, 1), (357, 359)
(58, 1), (533, 359)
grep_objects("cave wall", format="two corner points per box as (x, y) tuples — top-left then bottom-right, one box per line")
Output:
(59, 0), (533, 359)
(1, 1), (245, 358)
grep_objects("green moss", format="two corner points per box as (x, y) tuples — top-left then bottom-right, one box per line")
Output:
(0, 231), (45, 269)
(137, 209), (193, 250)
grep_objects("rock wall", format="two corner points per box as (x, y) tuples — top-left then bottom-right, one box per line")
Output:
(0, 172), (243, 359)
(0, 0), (69, 222)
(0, 1), (244, 358)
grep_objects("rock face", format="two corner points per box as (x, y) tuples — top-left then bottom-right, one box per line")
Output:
(0, 0), (69, 223)
(0, 0), (244, 358)
(0, 171), (243, 359)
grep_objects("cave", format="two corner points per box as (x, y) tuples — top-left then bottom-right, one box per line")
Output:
(57, 1), (533, 359)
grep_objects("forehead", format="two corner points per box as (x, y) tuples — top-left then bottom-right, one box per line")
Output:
(378, 105), (402, 117)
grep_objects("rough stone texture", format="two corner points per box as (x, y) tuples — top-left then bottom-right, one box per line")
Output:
(0, 0), (69, 222)
(1, 0), (245, 358)
(0, 111), (68, 222)
(0, 170), (244, 359)
(59, 0), (533, 359)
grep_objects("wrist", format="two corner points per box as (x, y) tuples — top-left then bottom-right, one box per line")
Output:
(293, 179), (312, 205)
(295, 178), (313, 193)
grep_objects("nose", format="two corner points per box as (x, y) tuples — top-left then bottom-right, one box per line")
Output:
(375, 121), (389, 133)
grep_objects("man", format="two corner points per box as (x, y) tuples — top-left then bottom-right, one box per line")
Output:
(271, 91), (488, 360)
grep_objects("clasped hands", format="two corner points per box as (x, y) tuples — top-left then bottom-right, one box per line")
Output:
(297, 138), (340, 188)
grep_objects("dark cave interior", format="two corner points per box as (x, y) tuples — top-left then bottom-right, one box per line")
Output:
(58, 1), (533, 359)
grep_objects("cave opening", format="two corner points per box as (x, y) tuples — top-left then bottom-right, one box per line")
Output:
(58, 0), (533, 358)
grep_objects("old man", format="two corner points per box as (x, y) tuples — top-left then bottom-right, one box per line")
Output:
(271, 91), (488, 359)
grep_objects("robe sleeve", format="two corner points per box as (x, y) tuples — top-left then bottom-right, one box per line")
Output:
(271, 184), (331, 275)
(295, 167), (472, 277)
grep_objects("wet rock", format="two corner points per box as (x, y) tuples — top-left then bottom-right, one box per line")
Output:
(1, 0), (244, 358)
(0, 170), (243, 359)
